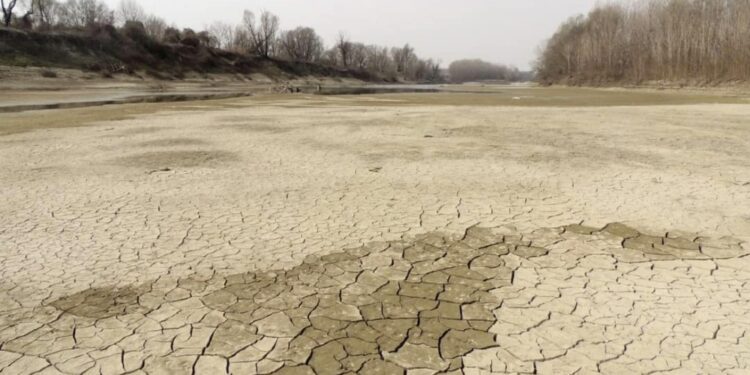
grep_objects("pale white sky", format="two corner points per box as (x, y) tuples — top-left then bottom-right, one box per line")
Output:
(102, 0), (599, 70)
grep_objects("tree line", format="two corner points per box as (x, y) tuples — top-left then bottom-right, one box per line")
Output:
(536, 0), (750, 85)
(448, 59), (527, 83)
(208, 14), (442, 82)
(1, 0), (442, 81)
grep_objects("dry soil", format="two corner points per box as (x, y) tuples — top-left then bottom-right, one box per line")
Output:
(1, 87), (749, 374)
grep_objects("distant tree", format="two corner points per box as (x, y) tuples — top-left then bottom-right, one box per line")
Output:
(413, 59), (429, 81)
(29, 0), (57, 27)
(231, 25), (251, 52)
(391, 44), (415, 77)
(277, 26), (324, 62)
(196, 30), (216, 48)
(180, 27), (199, 47)
(1, 0), (19, 26)
(364, 45), (394, 76)
(449, 59), (516, 83)
(349, 42), (368, 70)
(143, 14), (166, 40)
(334, 32), (353, 68)
(242, 9), (279, 58)
(56, 0), (113, 28)
(0, 0), (445, 83)
(422, 59), (442, 82)
(320, 48), (339, 66)
(536, 0), (750, 84)
(162, 26), (180, 43)
(11, 0), (33, 29)
(323, 36), (438, 81)
(121, 19), (147, 41)
(430, 60), (441, 80)
(207, 21), (234, 50)
(116, 0), (145, 25)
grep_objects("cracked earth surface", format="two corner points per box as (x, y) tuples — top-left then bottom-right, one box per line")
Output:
(1, 92), (750, 374)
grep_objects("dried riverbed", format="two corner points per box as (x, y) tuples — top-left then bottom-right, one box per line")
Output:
(1, 87), (749, 374)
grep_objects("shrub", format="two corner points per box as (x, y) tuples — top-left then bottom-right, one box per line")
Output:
(86, 24), (119, 40)
(163, 27), (181, 44)
(87, 62), (103, 72)
(122, 21), (149, 44)
(40, 69), (58, 78)
(180, 36), (200, 47)
(180, 28), (200, 47)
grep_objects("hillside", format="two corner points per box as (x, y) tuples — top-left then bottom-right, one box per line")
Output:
(0, 26), (378, 82)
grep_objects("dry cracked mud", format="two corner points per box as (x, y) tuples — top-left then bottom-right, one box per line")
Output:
(1, 89), (750, 374)
(5, 223), (750, 374)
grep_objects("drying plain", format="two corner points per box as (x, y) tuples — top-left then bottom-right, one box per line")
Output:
(1, 86), (750, 374)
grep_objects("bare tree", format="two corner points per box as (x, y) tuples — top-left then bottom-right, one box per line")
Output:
(423, 59), (442, 82)
(349, 42), (368, 70)
(207, 21), (234, 50)
(364, 45), (394, 76)
(56, 0), (113, 28)
(30, 0), (57, 27)
(323, 35), (439, 81)
(0, 0), (444, 83)
(116, 0), (145, 25)
(1, 0), (18, 26)
(162, 26), (180, 43)
(391, 44), (416, 77)
(334, 32), (352, 68)
(449, 59), (518, 83)
(242, 9), (279, 58)
(277, 26), (324, 62)
(231, 25), (251, 52)
(197, 30), (216, 48)
(320, 48), (339, 66)
(14, 0), (36, 28)
(537, 0), (750, 84)
(143, 14), (166, 40)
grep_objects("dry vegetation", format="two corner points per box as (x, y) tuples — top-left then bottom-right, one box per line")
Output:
(536, 0), (750, 85)
(0, 0), (445, 82)
(0, 25), (375, 81)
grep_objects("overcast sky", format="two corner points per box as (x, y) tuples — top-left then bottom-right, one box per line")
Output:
(102, 0), (598, 70)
